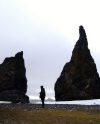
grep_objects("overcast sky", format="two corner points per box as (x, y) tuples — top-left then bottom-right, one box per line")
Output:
(0, 0), (100, 98)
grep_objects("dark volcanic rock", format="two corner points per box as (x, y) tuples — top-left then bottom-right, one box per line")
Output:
(0, 51), (29, 103)
(0, 90), (29, 103)
(55, 26), (100, 101)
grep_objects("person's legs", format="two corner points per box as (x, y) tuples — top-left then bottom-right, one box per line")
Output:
(41, 98), (44, 108)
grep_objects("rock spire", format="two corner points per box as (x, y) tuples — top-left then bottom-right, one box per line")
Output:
(0, 51), (29, 103)
(55, 26), (100, 101)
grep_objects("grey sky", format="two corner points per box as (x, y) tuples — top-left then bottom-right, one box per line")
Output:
(0, 0), (100, 98)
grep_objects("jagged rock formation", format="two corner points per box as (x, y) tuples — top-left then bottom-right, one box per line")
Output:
(0, 51), (29, 103)
(55, 26), (100, 101)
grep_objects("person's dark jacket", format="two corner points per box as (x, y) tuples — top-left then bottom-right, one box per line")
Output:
(40, 87), (45, 99)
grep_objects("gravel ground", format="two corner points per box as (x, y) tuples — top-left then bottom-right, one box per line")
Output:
(0, 103), (100, 113)
(0, 103), (100, 124)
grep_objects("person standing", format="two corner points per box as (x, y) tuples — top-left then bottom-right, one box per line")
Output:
(39, 85), (46, 108)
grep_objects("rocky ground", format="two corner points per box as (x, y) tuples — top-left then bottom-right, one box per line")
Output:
(0, 103), (100, 124)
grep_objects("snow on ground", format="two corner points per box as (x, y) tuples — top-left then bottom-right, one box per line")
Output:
(0, 96), (100, 105)
(29, 95), (100, 105)
(0, 101), (11, 104)
(30, 99), (100, 105)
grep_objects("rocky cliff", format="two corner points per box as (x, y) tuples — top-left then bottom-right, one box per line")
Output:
(0, 51), (29, 103)
(55, 26), (100, 101)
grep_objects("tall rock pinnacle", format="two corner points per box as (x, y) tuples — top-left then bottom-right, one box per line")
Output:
(0, 51), (29, 103)
(55, 26), (100, 101)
